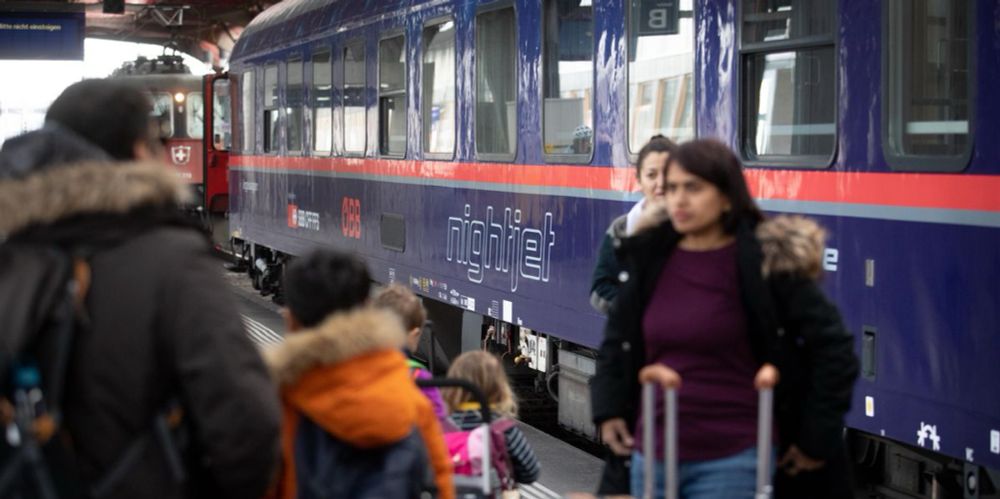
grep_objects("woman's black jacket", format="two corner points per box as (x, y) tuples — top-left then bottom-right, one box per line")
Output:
(589, 217), (859, 461)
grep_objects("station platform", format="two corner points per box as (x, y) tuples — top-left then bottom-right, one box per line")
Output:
(225, 272), (604, 499)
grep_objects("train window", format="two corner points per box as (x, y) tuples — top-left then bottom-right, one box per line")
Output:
(742, 0), (832, 44)
(475, 7), (516, 159)
(884, 0), (973, 171)
(212, 79), (232, 151)
(241, 71), (255, 153)
(311, 49), (332, 154)
(287, 56), (305, 153)
(379, 35), (407, 157)
(186, 92), (204, 139)
(740, 1), (836, 165)
(264, 64), (278, 153)
(344, 43), (366, 155)
(627, 0), (695, 152)
(149, 92), (174, 139)
(421, 19), (456, 158)
(543, 0), (594, 161)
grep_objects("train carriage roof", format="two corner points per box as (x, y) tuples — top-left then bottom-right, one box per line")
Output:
(231, 0), (416, 63)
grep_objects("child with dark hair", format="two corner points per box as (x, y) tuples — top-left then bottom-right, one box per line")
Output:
(374, 284), (448, 420)
(265, 249), (454, 499)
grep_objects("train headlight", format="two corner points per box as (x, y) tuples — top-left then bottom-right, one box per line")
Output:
(174, 92), (185, 103)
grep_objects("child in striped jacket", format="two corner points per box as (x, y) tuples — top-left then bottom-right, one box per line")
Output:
(443, 350), (541, 485)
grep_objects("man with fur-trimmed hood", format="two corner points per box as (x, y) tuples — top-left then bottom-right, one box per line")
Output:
(264, 250), (454, 499)
(0, 79), (281, 499)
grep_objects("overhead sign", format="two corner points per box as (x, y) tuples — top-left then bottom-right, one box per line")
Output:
(0, 12), (85, 61)
(635, 0), (680, 36)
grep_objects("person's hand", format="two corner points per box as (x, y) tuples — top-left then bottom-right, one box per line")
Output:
(754, 363), (780, 390)
(638, 363), (682, 390)
(600, 418), (634, 456)
(778, 445), (825, 476)
(629, 198), (670, 236)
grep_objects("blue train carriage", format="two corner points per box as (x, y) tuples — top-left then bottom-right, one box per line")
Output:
(226, 0), (1000, 495)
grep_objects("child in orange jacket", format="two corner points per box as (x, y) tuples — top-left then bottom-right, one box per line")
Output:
(264, 250), (454, 499)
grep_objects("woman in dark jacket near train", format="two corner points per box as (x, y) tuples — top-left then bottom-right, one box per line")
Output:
(590, 139), (858, 499)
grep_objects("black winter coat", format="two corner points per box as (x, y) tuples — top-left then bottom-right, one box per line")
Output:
(0, 128), (281, 499)
(589, 214), (628, 314)
(589, 217), (858, 462)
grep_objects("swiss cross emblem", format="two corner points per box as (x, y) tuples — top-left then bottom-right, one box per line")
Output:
(171, 145), (192, 165)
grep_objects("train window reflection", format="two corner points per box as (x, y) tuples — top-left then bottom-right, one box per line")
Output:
(543, 0), (593, 160)
(740, 0), (835, 164)
(186, 92), (204, 139)
(264, 64), (278, 108)
(422, 20), (456, 157)
(475, 7), (516, 158)
(744, 48), (835, 159)
(627, 0), (695, 152)
(884, 0), (972, 170)
(379, 35), (406, 157)
(344, 43), (366, 155)
(241, 71), (254, 153)
(149, 92), (174, 139)
(264, 64), (278, 153)
(742, 0), (833, 45)
(212, 79), (232, 152)
(287, 57), (304, 153)
(312, 49), (332, 154)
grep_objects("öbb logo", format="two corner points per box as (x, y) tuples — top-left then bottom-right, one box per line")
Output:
(342, 197), (361, 239)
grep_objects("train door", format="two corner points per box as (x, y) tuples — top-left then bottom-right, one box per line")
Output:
(202, 73), (232, 246)
(203, 73), (231, 215)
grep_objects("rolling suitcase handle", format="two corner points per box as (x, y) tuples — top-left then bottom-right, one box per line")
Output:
(416, 377), (493, 495)
(639, 365), (774, 499)
(756, 387), (774, 499)
(639, 365), (681, 499)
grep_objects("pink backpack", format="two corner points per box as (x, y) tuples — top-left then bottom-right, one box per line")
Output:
(444, 418), (517, 491)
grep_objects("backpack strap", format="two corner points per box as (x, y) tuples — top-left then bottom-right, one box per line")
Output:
(487, 418), (518, 490)
(0, 249), (86, 499)
(89, 400), (187, 498)
(490, 418), (516, 434)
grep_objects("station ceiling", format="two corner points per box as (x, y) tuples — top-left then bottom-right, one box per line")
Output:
(2, 0), (278, 67)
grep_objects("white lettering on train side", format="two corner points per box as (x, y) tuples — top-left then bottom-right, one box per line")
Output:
(824, 248), (839, 272)
(446, 205), (556, 292)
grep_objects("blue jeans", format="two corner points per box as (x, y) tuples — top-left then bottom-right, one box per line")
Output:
(630, 448), (763, 499)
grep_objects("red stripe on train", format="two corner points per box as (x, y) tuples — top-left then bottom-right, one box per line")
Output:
(232, 155), (1000, 213)
(232, 155), (639, 191)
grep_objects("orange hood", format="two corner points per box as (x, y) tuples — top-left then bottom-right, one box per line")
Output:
(264, 307), (427, 447)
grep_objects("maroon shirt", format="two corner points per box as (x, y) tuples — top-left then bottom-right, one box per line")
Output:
(636, 242), (759, 461)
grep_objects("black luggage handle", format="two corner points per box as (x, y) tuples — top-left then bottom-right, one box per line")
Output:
(415, 377), (492, 424)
